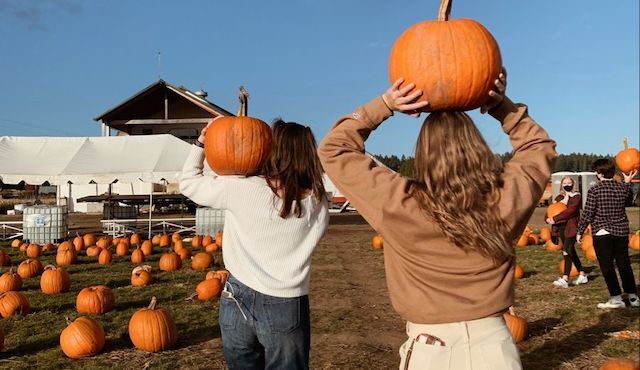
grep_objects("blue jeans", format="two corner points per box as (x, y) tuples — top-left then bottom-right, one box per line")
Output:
(219, 275), (310, 370)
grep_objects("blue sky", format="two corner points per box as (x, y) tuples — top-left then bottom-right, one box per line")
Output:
(0, 0), (638, 156)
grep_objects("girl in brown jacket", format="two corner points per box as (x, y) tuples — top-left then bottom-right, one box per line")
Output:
(319, 72), (556, 370)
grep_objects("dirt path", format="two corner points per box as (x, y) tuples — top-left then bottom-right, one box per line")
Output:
(309, 223), (405, 369)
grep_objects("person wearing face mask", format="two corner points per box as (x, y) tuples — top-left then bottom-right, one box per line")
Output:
(577, 159), (638, 309)
(546, 177), (588, 288)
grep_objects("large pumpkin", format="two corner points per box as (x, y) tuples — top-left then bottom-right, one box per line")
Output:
(540, 227), (551, 241)
(40, 265), (71, 295)
(503, 306), (527, 343)
(191, 235), (203, 249)
(615, 137), (640, 174)
(128, 296), (178, 352)
(204, 87), (272, 175)
(141, 240), (154, 256)
(56, 244), (77, 266)
(0, 267), (23, 293)
(546, 239), (563, 252)
(131, 247), (145, 264)
(73, 234), (85, 251)
(514, 264), (524, 280)
(76, 285), (115, 315)
(191, 252), (214, 271)
(388, 0), (501, 112)
(60, 316), (105, 358)
(206, 270), (229, 286)
(0, 291), (31, 317)
(83, 234), (97, 247)
(546, 202), (567, 219)
(98, 249), (113, 265)
(26, 243), (41, 258)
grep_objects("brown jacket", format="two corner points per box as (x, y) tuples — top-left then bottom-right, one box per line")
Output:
(319, 97), (556, 324)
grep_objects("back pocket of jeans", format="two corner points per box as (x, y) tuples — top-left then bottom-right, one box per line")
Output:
(478, 339), (522, 370)
(263, 296), (300, 334)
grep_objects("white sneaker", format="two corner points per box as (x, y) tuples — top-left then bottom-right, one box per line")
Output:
(629, 296), (640, 307)
(552, 277), (569, 288)
(597, 299), (626, 309)
(572, 274), (588, 286)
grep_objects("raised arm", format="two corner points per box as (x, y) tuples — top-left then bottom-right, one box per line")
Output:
(493, 98), (558, 239)
(318, 80), (428, 230)
(179, 122), (229, 209)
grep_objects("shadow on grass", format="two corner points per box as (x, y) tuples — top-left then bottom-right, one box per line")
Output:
(0, 333), (59, 357)
(527, 317), (561, 339)
(175, 323), (222, 348)
(522, 271), (538, 279)
(521, 310), (631, 369)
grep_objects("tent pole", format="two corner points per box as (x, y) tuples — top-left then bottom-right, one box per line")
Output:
(148, 188), (153, 240)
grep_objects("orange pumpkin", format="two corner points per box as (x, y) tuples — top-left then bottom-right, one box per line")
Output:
(388, 0), (501, 112)
(159, 234), (170, 248)
(159, 252), (182, 271)
(540, 227), (551, 241)
(191, 252), (214, 271)
(599, 358), (640, 370)
(128, 296), (177, 352)
(26, 243), (41, 258)
(546, 239), (563, 252)
(131, 266), (153, 287)
(83, 234), (97, 248)
(191, 235), (203, 249)
(98, 249), (113, 265)
(0, 249), (10, 267)
(60, 316), (105, 358)
(171, 232), (182, 243)
(629, 231), (640, 251)
(141, 240), (154, 256)
(372, 235), (384, 250)
(528, 234), (539, 246)
(516, 232), (530, 247)
(176, 247), (191, 260)
(0, 291), (30, 317)
(194, 278), (222, 301)
(10, 239), (22, 248)
(546, 202), (567, 219)
(17, 258), (44, 279)
(131, 247), (145, 264)
(0, 267), (23, 293)
(86, 245), (100, 257)
(503, 306), (527, 343)
(215, 231), (223, 249)
(173, 240), (185, 252)
(76, 285), (115, 315)
(514, 264), (524, 280)
(130, 233), (141, 246)
(615, 137), (640, 174)
(40, 265), (71, 295)
(585, 246), (597, 262)
(205, 242), (219, 253)
(116, 242), (129, 256)
(42, 243), (55, 253)
(204, 87), (272, 175)
(206, 270), (229, 286)
(202, 235), (214, 247)
(580, 234), (594, 251)
(151, 234), (161, 245)
(73, 234), (85, 251)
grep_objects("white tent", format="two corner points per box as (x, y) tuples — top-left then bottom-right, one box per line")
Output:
(0, 134), (192, 186)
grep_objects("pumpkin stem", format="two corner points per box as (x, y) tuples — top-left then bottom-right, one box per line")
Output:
(438, 0), (452, 21)
(237, 86), (249, 117)
(65, 316), (72, 325)
(149, 296), (158, 310)
(508, 306), (516, 316)
(623, 136), (628, 150)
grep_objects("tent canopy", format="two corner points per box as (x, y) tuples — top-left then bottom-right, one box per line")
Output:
(0, 134), (194, 185)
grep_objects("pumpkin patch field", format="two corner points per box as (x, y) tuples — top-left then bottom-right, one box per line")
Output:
(0, 207), (638, 369)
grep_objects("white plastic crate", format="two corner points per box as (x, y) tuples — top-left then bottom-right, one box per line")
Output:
(23, 205), (68, 243)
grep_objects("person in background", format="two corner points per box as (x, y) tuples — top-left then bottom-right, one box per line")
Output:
(546, 176), (588, 288)
(577, 159), (638, 309)
(180, 119), (329, 369)
(319, 69), (556, 370)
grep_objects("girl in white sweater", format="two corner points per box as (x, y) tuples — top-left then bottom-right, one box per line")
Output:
(180, 119), (329, 370)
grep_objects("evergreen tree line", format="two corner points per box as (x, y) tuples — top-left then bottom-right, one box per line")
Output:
(373, 153), (614, 178)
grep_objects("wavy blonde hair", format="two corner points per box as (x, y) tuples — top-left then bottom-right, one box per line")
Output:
(412, 111), (512, 265)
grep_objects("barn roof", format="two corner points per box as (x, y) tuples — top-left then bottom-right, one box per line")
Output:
(94, 79), (234, 121)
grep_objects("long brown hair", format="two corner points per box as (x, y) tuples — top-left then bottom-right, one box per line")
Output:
(263, 119), (326, 218)
(412, 111), (512, 264)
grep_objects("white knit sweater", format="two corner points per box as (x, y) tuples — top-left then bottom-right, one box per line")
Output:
(179, 146), (329, 297)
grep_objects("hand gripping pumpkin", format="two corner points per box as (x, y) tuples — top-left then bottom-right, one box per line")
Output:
(389, 0), (502, 111)
(204, 86), (272, 175)
(616, 137), (640, 174)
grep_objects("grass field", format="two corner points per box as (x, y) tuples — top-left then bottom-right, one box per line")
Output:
(0, 208), (638, 369)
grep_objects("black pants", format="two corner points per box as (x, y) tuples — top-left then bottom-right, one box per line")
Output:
(593, 234), (637, 296)
(558, 225), (583, 276)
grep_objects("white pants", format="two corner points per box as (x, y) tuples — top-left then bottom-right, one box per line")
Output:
(399, 316), (522, 370)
